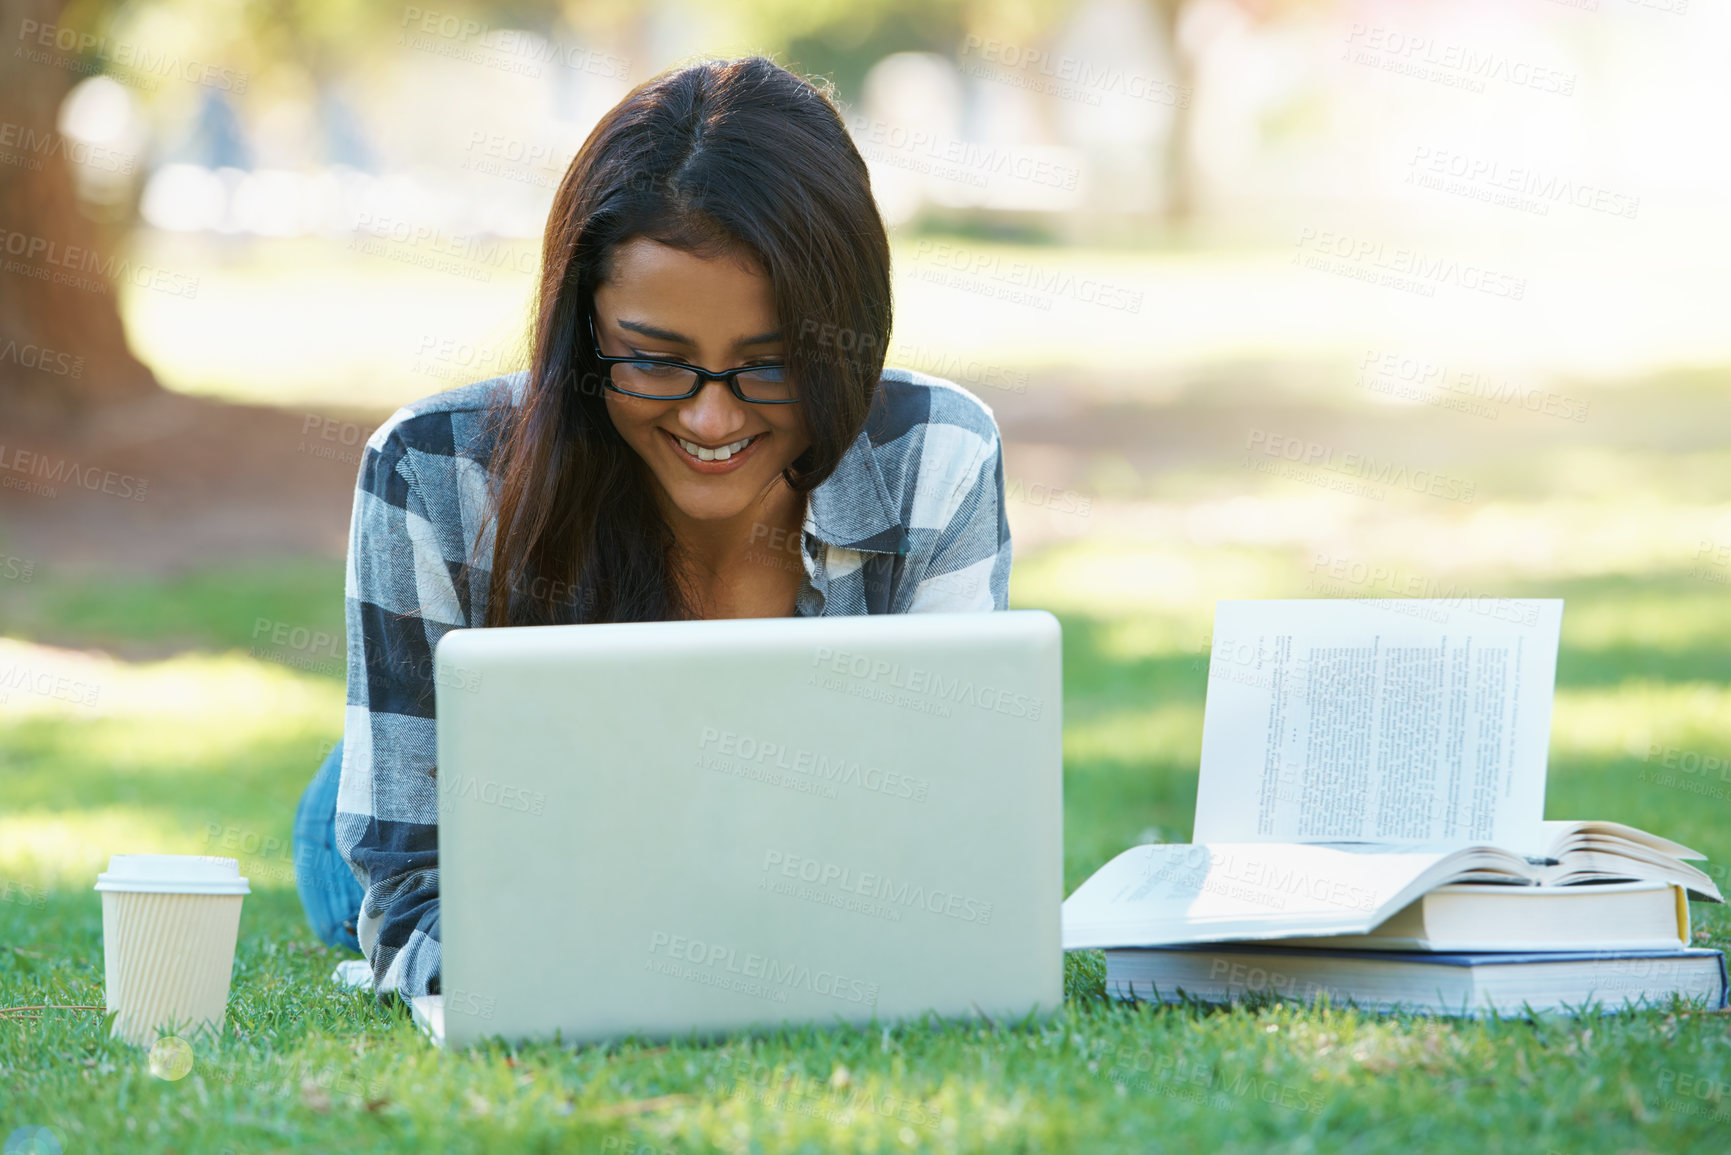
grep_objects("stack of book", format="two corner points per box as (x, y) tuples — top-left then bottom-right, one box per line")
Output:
(1061, 599), (1727, 1016)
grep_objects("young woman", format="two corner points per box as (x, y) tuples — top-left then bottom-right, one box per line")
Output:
(292, 55), (1012, 1000)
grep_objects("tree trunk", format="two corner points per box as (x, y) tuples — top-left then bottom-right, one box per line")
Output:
(0, 0), (161, 430)
(1152, 0), (1199, 227)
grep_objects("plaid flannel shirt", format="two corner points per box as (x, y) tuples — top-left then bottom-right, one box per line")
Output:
(334, 366), (1012, 999)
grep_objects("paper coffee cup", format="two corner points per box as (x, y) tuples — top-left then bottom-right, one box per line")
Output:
(95, 855), (250, 1047)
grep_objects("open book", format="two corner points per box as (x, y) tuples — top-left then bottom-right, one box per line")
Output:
(1062, 599), (1724, 953)
(1061, 824), (1721, 951)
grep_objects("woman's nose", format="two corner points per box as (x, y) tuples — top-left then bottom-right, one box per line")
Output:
(676, 379), (751, 439)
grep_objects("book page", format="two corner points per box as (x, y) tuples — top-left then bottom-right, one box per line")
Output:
(1060, 842), (1504, 950)
(1191, 599), (1562, 855)
(1541, 819), (1704, 862)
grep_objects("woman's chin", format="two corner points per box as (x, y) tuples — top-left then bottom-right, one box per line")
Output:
(655, 478), (762, 523)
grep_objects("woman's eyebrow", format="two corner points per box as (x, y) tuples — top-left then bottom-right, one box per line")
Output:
(617, 319), (782, 348)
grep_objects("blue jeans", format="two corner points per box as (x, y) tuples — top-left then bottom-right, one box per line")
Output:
(293, 738), (364, 953)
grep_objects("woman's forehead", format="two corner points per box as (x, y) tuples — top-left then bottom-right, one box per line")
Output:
(597, 240), (778, 346)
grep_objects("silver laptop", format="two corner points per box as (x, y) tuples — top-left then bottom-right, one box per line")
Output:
(433, 609), (1064, 1048)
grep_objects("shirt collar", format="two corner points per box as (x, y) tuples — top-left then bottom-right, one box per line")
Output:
(803, 423), (909, 556)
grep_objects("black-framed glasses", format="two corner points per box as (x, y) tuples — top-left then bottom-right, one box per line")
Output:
(587, 313), (797, 404)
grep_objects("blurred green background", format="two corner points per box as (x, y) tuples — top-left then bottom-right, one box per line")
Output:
(2, 0), (1730, 1150)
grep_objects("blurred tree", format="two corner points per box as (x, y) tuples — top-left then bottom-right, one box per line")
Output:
(1148, 0), (1200, 224)
(0, 0), (565, 425)
(1152, 0), (1329, 224)
(0, 0), (162, 424)
(727, 0), (970, 103)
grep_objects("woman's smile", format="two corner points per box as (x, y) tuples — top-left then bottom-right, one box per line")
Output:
(664, 428), (765, 470)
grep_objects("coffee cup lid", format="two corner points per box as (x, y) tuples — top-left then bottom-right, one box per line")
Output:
(94, 854), (252, 895)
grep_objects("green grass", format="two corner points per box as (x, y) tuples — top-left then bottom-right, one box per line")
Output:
(5, 548), (1731, 1154)
(0, 559), (346, 659)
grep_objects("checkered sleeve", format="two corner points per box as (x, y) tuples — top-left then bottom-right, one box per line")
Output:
(899, 387), (1011, 613)
(334, 411), (464, 1001)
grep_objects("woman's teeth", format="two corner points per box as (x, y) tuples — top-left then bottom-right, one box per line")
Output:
(675, 433), (756, 462)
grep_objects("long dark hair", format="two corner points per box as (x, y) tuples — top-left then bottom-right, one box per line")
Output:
(480, 55), (892, 628)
